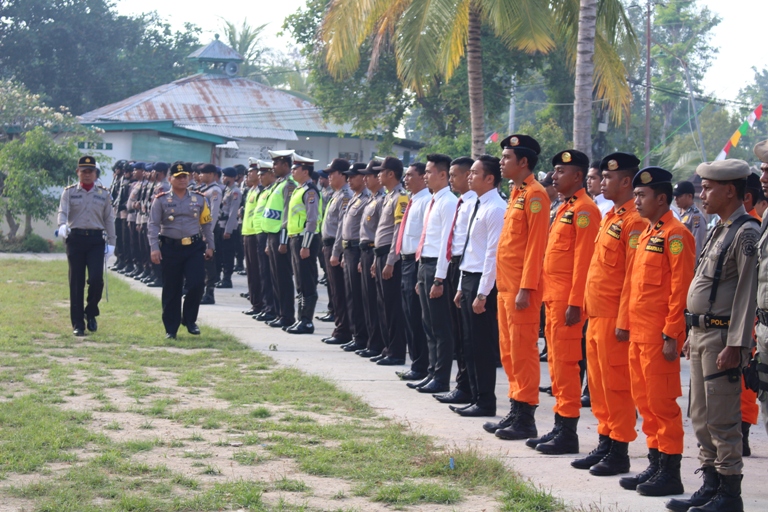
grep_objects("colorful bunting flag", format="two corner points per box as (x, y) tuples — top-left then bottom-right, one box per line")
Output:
(715, 104), (763, 160)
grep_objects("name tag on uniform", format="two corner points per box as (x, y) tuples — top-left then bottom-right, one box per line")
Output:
(646, 235), (665, 253)
(560, 210), (574, 224)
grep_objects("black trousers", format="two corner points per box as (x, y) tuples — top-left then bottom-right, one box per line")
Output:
(267, 233), (295, 323)
(375, 250), (406, 359)
(256, 233), (276, 314)
(417, 258), (454, 385)
(160, 238), (206, 335)
(459, 272), (499, 409)
(138, 223), (149, 271)
(243, 234), (263, 310)
(360, 247), (384, 352)
(290, 236), (319, 322)
(401, 256), (428, 373)
(128, 221), (139, 267)
(447, 257), (471, 394)
(216, 225), (236, 280)
(120, 219), (133, 268)
(318, 247), (332, 313)
(322, 241), (351, 342)
(342, 245), (368, 347)
(234, 225), (244, 266)
(66, 232), (105, 330)
(113, 217), (123, 264)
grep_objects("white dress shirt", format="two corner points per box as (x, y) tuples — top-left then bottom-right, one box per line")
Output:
(399, 187), (432, 255)
(419, 185), (459, 279)
(594, 194), (614, 218)
(450, 190), (478, 257)
(459, 188), (506, 296)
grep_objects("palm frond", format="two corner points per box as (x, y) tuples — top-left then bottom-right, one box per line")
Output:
(438, 0), (471, 81)
(482, 0), (555, 54)
(321, 0), (380, 78)
(368, 0), (413, 77)
(593, 32), (631, 122)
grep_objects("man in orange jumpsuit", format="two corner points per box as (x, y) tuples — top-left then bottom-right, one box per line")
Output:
(572, 152), (646, 475)
(528, 149), (600, 455)
(484, 134), (551, 440)
(619, 167), (694, 497)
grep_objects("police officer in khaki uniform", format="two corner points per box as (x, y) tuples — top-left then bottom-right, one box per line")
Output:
(673, 180), (707, 258)
(668, 159), (758, 512)
(754, 139), (768, 436)
(58, 156), (116, 336)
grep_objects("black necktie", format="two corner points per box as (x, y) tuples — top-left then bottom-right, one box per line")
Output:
(459, 200), (481, 265)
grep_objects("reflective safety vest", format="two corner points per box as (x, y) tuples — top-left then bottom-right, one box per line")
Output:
(241, 188), (259, 236)
(252, 185), (272, 235)
(261, 178), (295, 233)
(287, 185), (323, 236)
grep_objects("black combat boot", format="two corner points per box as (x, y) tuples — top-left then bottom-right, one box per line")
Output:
(526, 413), (562, 449)
(200, 288), (215, 305)
(536, 415), (579, 454)
(666, 466), (718, 512)
(216, 277), (233, 288)
(741, 421), (751, 457)
(589, 440), (630, 476)
(620, 448), (660, 490)
(483, 400), (518, 434)
(495, 402), (537, 440)
(571, 434), (611, 470)
(689, 474), (743, 512)
(636, 453), (684, 496)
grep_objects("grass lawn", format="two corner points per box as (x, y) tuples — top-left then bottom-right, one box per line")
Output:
(0, 259), (564, 511)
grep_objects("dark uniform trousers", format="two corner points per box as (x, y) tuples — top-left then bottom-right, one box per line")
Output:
(401, 255), (429, 373)
(447, 256), (471, 395)
(121, 219), (133, 268)
(360, 244), (384, 353)
(66, 231), (105, 330)
(256, 233), (276, 314)
(139, 224), (150, 272)
(113, 217), (123, 265)
(205, 226), (223, 292)
(289, 236), (320, 323)
(216, 225), (237, 280)
(417, 257), (454, 385)
(159, 237), (206, 335)
(234, 225), (244, 268)
(375, 246), (406, 359)
(267, 233), (295, 324)
(459, 272), (498, 409)
(322, 240), (352, 342)
(342, 243), (368, 348)
(128, 221), (139, 267)
(243, 234), (264, 310)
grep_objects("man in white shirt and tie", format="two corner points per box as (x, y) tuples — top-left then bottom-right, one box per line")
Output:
(451, 155), (506, 417)
(411, 154), (459, 394)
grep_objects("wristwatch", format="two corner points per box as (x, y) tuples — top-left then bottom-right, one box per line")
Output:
(477, 294), (487, 301)
(662, 333), (674, 343)
(433, 279), (443, 286)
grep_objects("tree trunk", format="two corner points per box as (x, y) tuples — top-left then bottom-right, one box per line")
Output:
(467, 3), (485, 159)
(24, 213), (33, 238)
(5, 209), (19, 240)
(573, 0), (597, 160)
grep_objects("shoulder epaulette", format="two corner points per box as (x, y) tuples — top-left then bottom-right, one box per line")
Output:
(193, 191), (205, 196)
(65, 184), (76, 189)
(98, 185), (109, 191)
(156, 191), (169, 197)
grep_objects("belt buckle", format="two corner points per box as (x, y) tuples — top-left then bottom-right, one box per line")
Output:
(181, 237), (192, 246)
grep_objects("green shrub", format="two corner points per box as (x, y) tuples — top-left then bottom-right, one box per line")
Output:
(20, 233), (51, 253)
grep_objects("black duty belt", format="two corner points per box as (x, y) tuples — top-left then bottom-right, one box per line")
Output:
(685, 311), (731, 329)
(462, 271), (482, 278)
(322, 238), (336, 247)
(374, 245), (391, 257)
(450, 255), (462, 264)
(342, 239), (360, 249)
(160, 234), (201, 247)
(757, 308), (768, 326)
(70, 228), (103, 236)
(420, 256), (438, 264)
(401, 253), (415, 261)
(360, 241), (375, 251)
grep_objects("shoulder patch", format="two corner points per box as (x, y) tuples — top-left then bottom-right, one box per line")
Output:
(669, 238), (683, 255)
(741, 230), (758, 257)
(530, 199), (542, 214)
(576, 213), (590, 228)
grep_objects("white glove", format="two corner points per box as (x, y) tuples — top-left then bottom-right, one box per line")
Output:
(58, 224), (69, 238)
(105, 245), (115, 257)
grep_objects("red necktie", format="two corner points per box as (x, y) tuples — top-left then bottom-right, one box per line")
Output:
(415, 197), (435, 260)
(445, 197), (463, 260)
(395, 198), (413, 255)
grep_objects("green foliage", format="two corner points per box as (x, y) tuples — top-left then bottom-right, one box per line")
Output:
(20, 233), (51, 253)
(518, 118), (572, 169)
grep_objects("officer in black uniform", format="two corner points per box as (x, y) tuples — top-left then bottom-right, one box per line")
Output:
(148, 163), (215, 339)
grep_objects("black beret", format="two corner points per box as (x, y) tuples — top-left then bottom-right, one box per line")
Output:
(362, 158), (383, 175)
(78, 155), (97, 168)
(171, 162), (191, 176)
(153, 161), (169, 173)
(552, 149), (590, 169)
(222, 166), (238, 178)
(672, 181), (695, 197)
(133, 162), (146, 171)
(317, 170), (329, 179)
(633, 167), (673, 188)
(200, 163), (217, 174)
(747, 172), (761, 190)
(327, 158), (351, 174)
(344, 163), (368, 176)
(373, 156), (404, 174)
(600, 152), (640, 172)
(540, 171), (555, 187)
(234, 164), (247, 175)
(500, 134), (541, 155)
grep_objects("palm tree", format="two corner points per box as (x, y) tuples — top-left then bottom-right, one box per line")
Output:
(220, 19), (268, 79)
(321, 0), (635, 158)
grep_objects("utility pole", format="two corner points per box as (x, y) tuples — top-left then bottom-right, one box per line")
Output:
(681, 59), (707, 162)
(507, 78), (516, 134)
(644, 0), (651, 166)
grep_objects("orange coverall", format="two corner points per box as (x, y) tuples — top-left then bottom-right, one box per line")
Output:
(629, 210), (694, 455)
(496, 173), (551, 406)
(742, 209), (760, 424)
(542, 188), (600, 419)
(584, 199), (646, 443)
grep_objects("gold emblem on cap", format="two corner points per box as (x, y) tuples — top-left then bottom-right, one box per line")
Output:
(85, 157), (91, 163)
(562, 152), (572, 163)
(608, 160), (618, 171)
(640, 171), (652, 184)
(510, 137), (519, 146)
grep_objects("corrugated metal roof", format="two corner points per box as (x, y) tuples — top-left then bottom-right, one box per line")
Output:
(187, 39), (243, 62)
(79, 74), (352, 141)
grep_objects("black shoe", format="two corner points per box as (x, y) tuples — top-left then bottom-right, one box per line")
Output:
(287, 321), (315, 334)
(397, 370), (428, 381)
(318, 276), (327, 285)
(666, 466), (718, 512)
(165, 333), (176, 339)
(539, 386), (552, 395)
(233, 264), (244, 273)
(449, 403), (473, 413)
(343, 343), (364, 352)
(619, 448), (660, 491)
(407, 376), (433, 389)
(186, 323), (201, 335)
(282, 320), (300, 332)
(741, 421), (751, 457)
(146, 280), (162, 287)
(243, 307), (261, 316)
(434, 389), (473, 404)
(483, 401), (518, 434)
(357, 349), (381, 358)
(418, 380), (449, 394)
(236, 270), (247, 276)
(86, 315), (97, 332)
(571, 435), (611, 470)
(688, 474), (742, 512)
(315, 312), (335, 322)
(589, 440), (630, 476)
(526, 413), (563, 449)
(539, 349), (548, 362)
(323, 337), (348, 345)
(73, 328), (86, 337)
(495, 402), (538, 440)
(455, 404), (496, 417)
(216, 279), (233, 289)
(256, 312), (276, 322)
(268, 318), (293, 328)
(369, 353), (386, 361)
(376, 357), (405, 366)
(581, 393), (591, 408)
(200, 294), (215, 305)
(536, 415), (579, 455)
(636, 453), (684, 497)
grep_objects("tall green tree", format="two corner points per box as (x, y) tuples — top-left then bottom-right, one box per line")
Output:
(220, 18), (270, 81)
